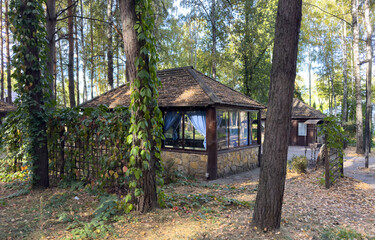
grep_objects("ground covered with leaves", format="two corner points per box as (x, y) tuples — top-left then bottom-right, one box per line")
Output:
(0, 168), (374, 239)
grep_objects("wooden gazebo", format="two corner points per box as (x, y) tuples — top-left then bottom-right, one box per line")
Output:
(0, 100), (16, 122)
(82, 66), (265, 180)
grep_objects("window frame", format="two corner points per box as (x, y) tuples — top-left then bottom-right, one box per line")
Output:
(298, 122), (307, 136)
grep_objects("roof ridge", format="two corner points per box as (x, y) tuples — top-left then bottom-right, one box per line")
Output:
(293, 98), (326, 116)
(157, 66), (193, 73)
(186, 67), (222, 104)
(80, 83), (129, 107)
(193, 69), (265, 108)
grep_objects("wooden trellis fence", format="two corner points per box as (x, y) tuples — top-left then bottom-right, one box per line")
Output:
(324, 147), (343, 189)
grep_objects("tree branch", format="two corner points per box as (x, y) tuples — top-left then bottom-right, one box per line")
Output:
(303, 2), (352, 27)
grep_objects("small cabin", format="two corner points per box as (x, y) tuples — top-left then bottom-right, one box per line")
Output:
(262, 98), (326, 146)
(82, 66), (265, 180)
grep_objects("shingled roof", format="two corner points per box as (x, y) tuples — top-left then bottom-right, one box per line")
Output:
(261, 98), (326, 120)
(291, 98), (326, 119)
(0, 100), (16, 113)
(81, 66), (265, 109)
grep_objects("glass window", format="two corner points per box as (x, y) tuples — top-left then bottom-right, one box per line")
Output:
(163, 111), (206, 150)
(164, 112), (183, 148)
(240, 112), (248, 146)
(298, 122), (307, 136)
(184, 114), (205, 150)
(217, 111), (228, 150)
(251, 111), (258, 143)
(229, 111), (240, 147)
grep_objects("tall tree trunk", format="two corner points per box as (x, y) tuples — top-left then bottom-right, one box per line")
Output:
(68, 0), (76, 107)
(364, 0), (372, 167)
(211, 0), (216, 80)
(252, 0), (302, 230)
(107, 0), (114, 89)
(352, 0), (364, 154)
(5, 0), (11, 103)
(119, 0), (158, 212)
(15, 0), (50, 188)
(0, 0), (4, 101)
(90, 1), (94, 99)
(75, 14), (80, 105)
(330, 58), (336, 115)
(308, 50), (311, 106)
(342, 21), (348, 123)
(58, 40), (67, 107)
(80, 0), (87, 102)
(46, 0), (56, 100)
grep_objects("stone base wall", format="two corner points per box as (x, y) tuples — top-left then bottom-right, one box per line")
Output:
(161, 150), (208, 179)
(217, 146), (259, 178)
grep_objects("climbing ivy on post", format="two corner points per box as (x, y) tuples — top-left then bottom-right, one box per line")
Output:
(119, 0), (164, 212)
(9, 0), (53, 188)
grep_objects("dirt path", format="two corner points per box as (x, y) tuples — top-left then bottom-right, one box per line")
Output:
(344, 147), (375, 189)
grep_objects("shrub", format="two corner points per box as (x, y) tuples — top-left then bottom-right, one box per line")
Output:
(291, 155), (308, 173)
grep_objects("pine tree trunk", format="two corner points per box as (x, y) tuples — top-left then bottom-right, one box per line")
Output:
(107, 0), (114, 89)
(68, 0), (75, 107)
(46, 0), (56, 100)
(17, 0), (50, 188)
(211, 0), (216, 80)
(58, 40), (67, 107)
(342, 21), (348, 123)
(364, 0), (372, 167)
(90, 1), (94, 100)
(119, 0), (158, 212)
(75, 14), (80, 105)
(252, 0), (302, 230)
(80, 0), (87, 102)
(0, 0), (4, 101)
(352, 0), (364, 154)
(5, 0), (11, 103)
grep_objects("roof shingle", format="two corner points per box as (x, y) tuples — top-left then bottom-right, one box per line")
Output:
(0, 101), (16, 113)
(81, 66), (265, 109)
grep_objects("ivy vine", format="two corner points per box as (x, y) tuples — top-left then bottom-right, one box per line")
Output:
(9, 0), (53, 187)
(125, 0), (164, 211)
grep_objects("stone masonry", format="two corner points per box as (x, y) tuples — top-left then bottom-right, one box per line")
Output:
(161, 150), (208, 179)
(217, 146), (259, 178)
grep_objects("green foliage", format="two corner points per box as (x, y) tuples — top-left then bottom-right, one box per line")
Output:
(291, 155), (308, 174)
(9, 0), (53, 186)
(48, 106), (131, 190)
(125, 0), (164, 210)
(319, 116), (345, 158)
(321, 227), (369, 240)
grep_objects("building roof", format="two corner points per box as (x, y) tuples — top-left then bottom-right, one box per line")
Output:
(0, 100), (16, 113)
(291, 98), (326, 119)
(261, 98), (326, 120)
(81, 66), (265, 110)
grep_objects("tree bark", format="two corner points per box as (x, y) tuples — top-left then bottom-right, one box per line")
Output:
(58, 39), (67, 107)
(211, 0), (216, 80)
(80, 0), (87, 102)
(46, 0), (56, 100)
(90, 0), (94, 99)
(364, 0), (372, 167)
(75, 12), (80, 105)
(1, 0), (4, 101)
(17, 0), (49, 188)
(68, 0), (76, 107)
(252, 0), (302, 230)
(352, 0), (364, 154)
(5, 0), (11, 103)
(119, 0), (158, 212)
(107, 0), (114, 89)
(341, 21), (348, 123)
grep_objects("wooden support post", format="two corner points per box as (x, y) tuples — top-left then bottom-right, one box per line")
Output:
(257, 110), (262, 167)
(206, 107), (217, 180)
